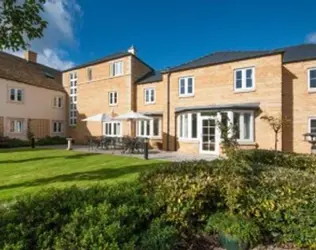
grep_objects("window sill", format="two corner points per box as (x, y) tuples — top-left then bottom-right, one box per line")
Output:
(179, 94), (195, 98)
(145, 102), (156, 105)
(8, 100), (24, 104)
(109, 104), (118, 107)
(308, 89), (316, 94)
(237, 140), (256, 145)
(234, 88), (255, 93)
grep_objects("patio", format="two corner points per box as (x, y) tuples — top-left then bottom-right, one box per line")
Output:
(62, 144), (218, 162)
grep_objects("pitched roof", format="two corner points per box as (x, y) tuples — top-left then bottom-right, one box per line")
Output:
(281, 44), (316, 63)
(0, 51), (63, 92)
(63, 51), (131, 72)
(137, 71), (162, 84)
(165, 50), (282, 73)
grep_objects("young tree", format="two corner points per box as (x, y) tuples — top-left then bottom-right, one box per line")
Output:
(260, 114), (291, 151)
(0, 0), (47, 51)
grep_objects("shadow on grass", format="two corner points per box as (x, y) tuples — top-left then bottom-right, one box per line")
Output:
(0, 152), (99, 164)
(0, 162), (163, 191)
(0, 148), (55, 153)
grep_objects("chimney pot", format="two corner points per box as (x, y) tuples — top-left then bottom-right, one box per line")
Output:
(24, 50), (37, 63)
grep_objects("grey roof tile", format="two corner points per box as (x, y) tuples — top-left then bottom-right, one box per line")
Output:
(137, 71), (162, 84)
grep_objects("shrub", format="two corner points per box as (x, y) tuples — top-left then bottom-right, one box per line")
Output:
(205, 212), (261, 248)
(0, 137), (30, 148)
(36, 136), (67, 146)
(0, 183), (178, 250)
(140, 160), (224, 230)
(236, 149), (316, 173)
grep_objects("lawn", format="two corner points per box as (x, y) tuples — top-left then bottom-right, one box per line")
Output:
(0, 148), (161, 201)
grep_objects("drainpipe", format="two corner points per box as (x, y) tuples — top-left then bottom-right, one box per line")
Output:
(166, 71), (171, 151)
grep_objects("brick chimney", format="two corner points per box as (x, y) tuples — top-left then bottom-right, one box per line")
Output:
(24, 50), (37, 63)
(128, 45), (136, 55)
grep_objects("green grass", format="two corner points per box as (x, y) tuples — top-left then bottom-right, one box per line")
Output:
(0, 148), (161, 201)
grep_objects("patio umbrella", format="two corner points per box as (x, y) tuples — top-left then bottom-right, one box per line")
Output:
(82, 113), (113, 136)
(113, 111), (152, 136)
(113, 111), (152, 121)
(82, 113), (112, 122)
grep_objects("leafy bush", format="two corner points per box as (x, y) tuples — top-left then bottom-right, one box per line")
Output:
(0, 183), (178, 250)
(236, 149), (316, 173)
(140, 160), (224, 229)
(36, 136), (67, 146)
(0, 137), (30, 148)
(205, 212), (261, 248)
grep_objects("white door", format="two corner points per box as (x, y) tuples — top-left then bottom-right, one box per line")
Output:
(200, 116), (218, 154)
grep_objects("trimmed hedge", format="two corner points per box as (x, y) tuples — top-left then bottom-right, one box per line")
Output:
(0, 136), (67, 148)
(235, 149), (316, 173)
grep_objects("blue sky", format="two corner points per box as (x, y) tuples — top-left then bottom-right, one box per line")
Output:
(9, 0), (316, 70)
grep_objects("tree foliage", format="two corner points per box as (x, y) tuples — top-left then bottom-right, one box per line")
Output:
(0, 0), (47, 51)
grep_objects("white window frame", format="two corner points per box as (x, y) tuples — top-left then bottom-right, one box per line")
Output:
(178, 76), (194, 97)
(110, 61), (124, 77)
(232, 111), (254, 142)
(69, 72), (77, 127)
(104, 121), (122, 137)
(9, 120), (24, 133)
(109, 91), (118, 106)
(144, 88), (155, 104)
(137, 118), (162, 138)
(53, 96), (63, 108)
(308, 117), (316, 134)
(234, 67), (255, 92)
(177, 112), (198, 140)
(307, 68), (316, 92)
(9, 88), (24, 102)
(52, 121), (63, 133)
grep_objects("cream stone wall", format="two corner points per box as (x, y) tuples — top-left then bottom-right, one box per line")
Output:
(0, 78), (66, 139)
(283, 60), (316, 154)
(165, 54), (283, 153)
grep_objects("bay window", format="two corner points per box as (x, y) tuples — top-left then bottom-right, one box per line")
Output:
(137, 118), (161, 138)
(233, 111), (254, 141)
(178, 113), (198, 139)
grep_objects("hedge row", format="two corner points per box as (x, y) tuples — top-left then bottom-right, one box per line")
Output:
(0, 136), (67, 148)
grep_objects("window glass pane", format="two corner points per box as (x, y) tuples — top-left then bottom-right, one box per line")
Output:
(310, 79), (316, 88)
(236, 70), (242, 79)
(191, 113), (197, 138)
(235, 70), (242, 89)
(146, 121), (150, 136)
(187, 78), (193, 94)
(180, 115), (183, 137)
(10, 89), (15, 100)
(151, 89), (155, 102)
(17, 90), (23, 101)
(145, 90), (149, 102)
(184, 114), (188, 138)
(233, 113), (240, 139)
(243, 113), (251, 140)
(220, 112), (228, 138)
(311, 120), (316, 133)
(310, 69), (316, 79)
(180, 79), (185, 94)
(141, 121), (144, 135)
(153, 119), (159, 136)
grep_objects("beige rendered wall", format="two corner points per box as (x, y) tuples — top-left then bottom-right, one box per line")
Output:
(0, 78), (66, 139)
(283, 60), (316, 154)
(165, 54), (283, 153)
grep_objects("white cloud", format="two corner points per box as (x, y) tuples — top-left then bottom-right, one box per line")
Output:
(5, 0), (82, 70)
(306, 32), (316, 43)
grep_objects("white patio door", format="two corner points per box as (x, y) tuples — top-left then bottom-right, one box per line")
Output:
(200, 116), (219, 154)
